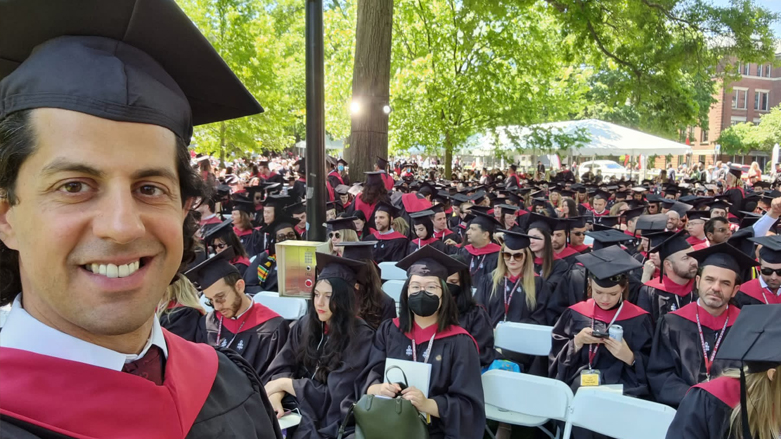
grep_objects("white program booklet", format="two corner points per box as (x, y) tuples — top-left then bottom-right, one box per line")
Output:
(384, 358), (432, 398)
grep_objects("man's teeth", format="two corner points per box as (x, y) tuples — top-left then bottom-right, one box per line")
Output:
(87, 261), (141, 278)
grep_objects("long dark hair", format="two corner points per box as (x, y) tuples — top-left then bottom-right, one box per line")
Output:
(0, 110), (207, 307)
(413, 217), (435, 241)
(529, 226), (554, 279)
(359, 179), (388, 205)
(398, 277), (460, 333)
(355, 263), (386, 329)
(206, 229), (249, 259)
(297, 277), (357, 382)
(449, 254), (476, 314)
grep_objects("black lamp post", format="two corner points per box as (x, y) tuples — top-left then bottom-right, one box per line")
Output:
(305, 0), (326, 241)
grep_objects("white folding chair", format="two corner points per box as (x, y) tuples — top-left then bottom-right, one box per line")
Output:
(199, 294), (214, 313)
(482, 369), (574, 439)
(494, 321), (554, 356)
(253, 293), (308, 320)
(378, 261), (407, 281)
(382, 280), (405, 316)
(562, 387), (677, 439)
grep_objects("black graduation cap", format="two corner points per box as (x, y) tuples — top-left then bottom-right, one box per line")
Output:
(452, 193), (471, 204)
(592, 189), (610, 201)
(649, 229), (692, 263)
(749, 234), (781, 264)
(728, 165), (743, 179)
(326, 217), (357, 232)
(576, 246), (643, 287)
(707, 196), (732, 210)
(376, 157), (388, 169)
(498, 229), (537, 250)
(315, 252), (364, 286)
(752, 180), (771, 190)
(0, 0), (262, 144)
(245, 185), (265, 198)
(622, 206), (645, 222)
(231, 198), (256, 215)
(375, 200), (399, 218)
(469, 190), (487, 205)
(526, 213), (556, 233)
(429, 204), (446, 214)
(337, 158), (348, 166)
(184, 246), (238, 290)
(469, 205), (492, 215)
(586, 229), (637, 250)
(686, 210), (710, 221)
(497, 204), (520, 216)
(615, 190), (630, 199)
(409, 210), (435, 225)
(288, 201), (306, 215)
(687, 242), (758, 278)
(470, 211), (502, 234)
(669, 201), (693, 217)
(634, 214), (669, 234)
(364, 171), (385, 186)
(738, 211), (761, 228)
(395, 245), (467, 280)
(264, 194), (293, 210)
(590, 215), (621, 231)
(760, 189), (781, 203)
(335, 241), (377, 261)
(202, 218), (234, 242)
(334, 184), (350, 196)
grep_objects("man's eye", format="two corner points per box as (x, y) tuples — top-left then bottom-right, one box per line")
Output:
(60, 182), (87, 193)
(138, 185), (165, 196)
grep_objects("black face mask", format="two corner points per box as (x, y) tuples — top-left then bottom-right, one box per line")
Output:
(447, 283), (462, 297)
(408, 291), (440, 317)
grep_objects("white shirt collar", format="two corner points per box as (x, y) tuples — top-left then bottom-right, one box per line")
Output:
(378, 228), (396, 235)
(0, 294), (168, 371)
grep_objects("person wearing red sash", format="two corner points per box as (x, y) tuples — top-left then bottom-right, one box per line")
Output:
(258, 160), (284, 184)
(0, 3), (281, 436)
(734, 235), (781, 307)
(723, 166), (745, 218)
(363, 201), (409, 262)
(505, 164), (521, 190)
(231, 198), (264, 256)
(361, 247), (486, 439)
(457, 211), (502, 289)
(526, 214), (570, 293)
(157, 274), (208, 342)
(351, 171), (388, 230)
(685, 210), (710, 250)
(550, 247), (654, 439)
(203, 219), (253, 277)
(647, 243), (756, 407)
(327, 158), (349, 189)
(375, 157), (396, 191)
(431, 203), (459, 242)
(590, 190), (610, 217)
(568, 216), (591, 254)
(409, 210), (448, 255)
(189, 248), (289, 376)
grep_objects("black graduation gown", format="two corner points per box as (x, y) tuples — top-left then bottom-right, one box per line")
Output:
(159, 305), (203, 343)
(549, 300), (653, 398)
(407, 237), (448, 255)
(448, 215), (460, 230)
(637, 276), (697, 326)
(379, 294), (397, 323)
(457, 244), (501, 290)
(261, 318), (375, 439)
(733, 277), (781, 307)
(534, 257), (569, 294)
(458, 305), (496, 368)
(327, 172), (347, 190)
(0, 332), (282, 439)
(360, 319), (486, 439)
(665, 376), (739, 439)
(363, 231), (408, 263)
(724, 187), (744, 217)
(236, 228), (264, 257)
(647, 303), (742, 407)
(196, 303), (290, 376)
(292, 179), (307, 203)
(474, 274), (548, 327)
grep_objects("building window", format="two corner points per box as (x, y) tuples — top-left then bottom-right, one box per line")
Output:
(743, 63), (751, 75)
(755, 91), (769, 111)
(701, 130), (709, 142)
(765, 64), (772, 78)
(733, 89), (748, 109)
(731, 116), (747, 126)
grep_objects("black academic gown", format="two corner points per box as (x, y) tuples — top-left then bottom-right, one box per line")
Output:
(292, 179), (307, 203)
(197, 302), (289, 376)
(549, 300), (653, 397)
(360, 319), (486, 439)
(457, 243), (501, 290)
(534, 257), (569, 295)
(407, 237), (448, 255)
(379, 294), (397, 323)
(363, 230), (408, 263)
(733, 277), (781, 307)
(0, 332), (282, 439)
(159, 305), (204, 343)
(665, 376), (739, 439)
(474, 274), (548, 327)
(458, 305), (496, 368)
(262, 318), (375, 439)
(647, 303), (742, 407)
(235, 228), (264, 258)
(637, 276), (697, 326)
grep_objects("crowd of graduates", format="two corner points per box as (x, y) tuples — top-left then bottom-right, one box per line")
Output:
(162, 154), (781, 439)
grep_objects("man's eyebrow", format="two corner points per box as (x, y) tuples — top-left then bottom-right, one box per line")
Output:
(131, 168), (179, 183)
(41, 160), (104, 178)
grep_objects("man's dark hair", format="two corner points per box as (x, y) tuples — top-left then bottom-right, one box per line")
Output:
(704, 216), (729, 236)
(0, 110), (209, 306)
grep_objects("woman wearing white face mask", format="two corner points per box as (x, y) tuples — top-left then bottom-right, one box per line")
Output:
(359, 246), (486, 439)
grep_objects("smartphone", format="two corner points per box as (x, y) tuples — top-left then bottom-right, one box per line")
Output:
(591, 330), (610, 339)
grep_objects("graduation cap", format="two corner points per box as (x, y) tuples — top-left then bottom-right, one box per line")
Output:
(634, 214), (669, 234)
(375, 200), (400, 218)
(409, 209), (435, 225)
(590, 215), (621, 231)
(264, 194), (293, 210)
(708, 196), (732, 210)
(468, 205), (492, 215)
(576, 246), (643, 288)
(649, 229), (692, 263)
(470, 211), (502, 234)
(288, 201), (306, 215)
(376, 157), (389, 169)
(631, 187), (647, 193)
(315, 252), (364, 286)
(728, 165), (743, 179)
(0, 0), (262, 144)
(499, 229), (538, 250)
(326, 217), (357, 232)
(202, 218), (234, 243)
(469, 191), (487, 205)
(395, 245), (467, 280)
(364, 171), (385, 186)
(592, 190), (610, 201)
(337, 158), (348, 166)
(334, 184), (350, 195)
(686, 210), (710, 222)
(669, 201), (693, 217)
(497, 204), (520, 216)
(586, 229), (637, 251)
(748, 234), (781, 264)
(737, 211), (761, 228)
(184, 246), (239, 290)
(615, 190), (630, 199)
(429, 204), (446, 215)
(335, 241), (377, 261)
(688, 242), (759, 280)
(452, 193), (471, 204)
(715, 304), (781, 439)
(752, 180), (771, 190)
(622, 206), (645, 222)
(326, 201), (337, 211)
(759, 190), (781, 203)
(231, 198), (256, 215)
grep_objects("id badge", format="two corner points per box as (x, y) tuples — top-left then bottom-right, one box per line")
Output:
(580, 369), (601, 387)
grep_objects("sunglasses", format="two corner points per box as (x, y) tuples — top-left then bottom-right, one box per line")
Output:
(329, 232), (341, 239)
(760, 267), (781, 276)
(571, 231), (584, 237)
(502, 251), (525, 261)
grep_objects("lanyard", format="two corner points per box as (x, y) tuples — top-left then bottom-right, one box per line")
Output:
(587, 301), (624, 369)
(503, 276), (523, 321)
(470, 255), (486, 276)
(411, 334), (436, 364)
(762, 288), (770, 305)
(216, 315), (247, 349)
(674, 292), (693, 310)
(695, 306), (730, 381)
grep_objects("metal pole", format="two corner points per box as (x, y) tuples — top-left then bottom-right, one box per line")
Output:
(305, 0), (326, 241)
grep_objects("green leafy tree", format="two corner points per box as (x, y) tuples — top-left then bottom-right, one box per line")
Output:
(717, 121), (759, 155)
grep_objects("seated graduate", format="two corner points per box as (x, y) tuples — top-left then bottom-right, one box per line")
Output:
(360, 247), (486, 439)
(549, 247), (654, 412)
(430, 203), (459, 242)
(262, 253), (375, 439)
(231, 197), (264, 256)
(734, 235), (781, 306)
(327, 216), (359, 256)
(289, 201), (308, 240)
(157, 274), (207, 342)
(525, 213), (570, 294)
(665, 304), (781, 439)
(446, 254), (496, 368)
(647, 243), (756, 408)
(203, 218), (251, 276)
(188, 247), (290, 375)
(409, 209), (448, 254)
(335, 241), (397, 328)
(363, 201), (409, 262)
(249, 216), (300, 294)
(352, 210), (371, 240)
(259, 194), (295, 254)
(473, 229), (548, 327)
(457, 210), (502, 288)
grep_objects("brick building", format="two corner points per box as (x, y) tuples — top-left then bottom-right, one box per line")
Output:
(691, 50), (781, 169)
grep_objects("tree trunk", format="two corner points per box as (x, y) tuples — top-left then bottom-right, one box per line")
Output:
(220, 121), (226, 168)
(346, 0), (393, 179)
(444, 131), (453, 179)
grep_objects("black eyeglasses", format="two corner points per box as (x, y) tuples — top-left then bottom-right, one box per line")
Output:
(329, 232), (341, 239)
(502, 251), (524, 261)
(276, 232), (297, 241)
(761, 267), (781, 276)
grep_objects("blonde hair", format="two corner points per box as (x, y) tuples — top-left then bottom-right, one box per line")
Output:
(393, 217), (409, 236)
(609, 201), (628, 216)
(489, 245), (537, 309)
(157, 274), (206, 319)
(724, 366), (781, 439)
(329, 229), (359, 254)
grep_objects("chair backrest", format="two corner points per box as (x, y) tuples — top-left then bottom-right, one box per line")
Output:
(253, 293), (308, 320)
(382, 280), (406, 303)
(482, 370), (573, 422)
(199, 294), (214, 313)
(494, 321), (554, 356)
(566, 388), (677, 439)
(378, 261), (407, 281)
